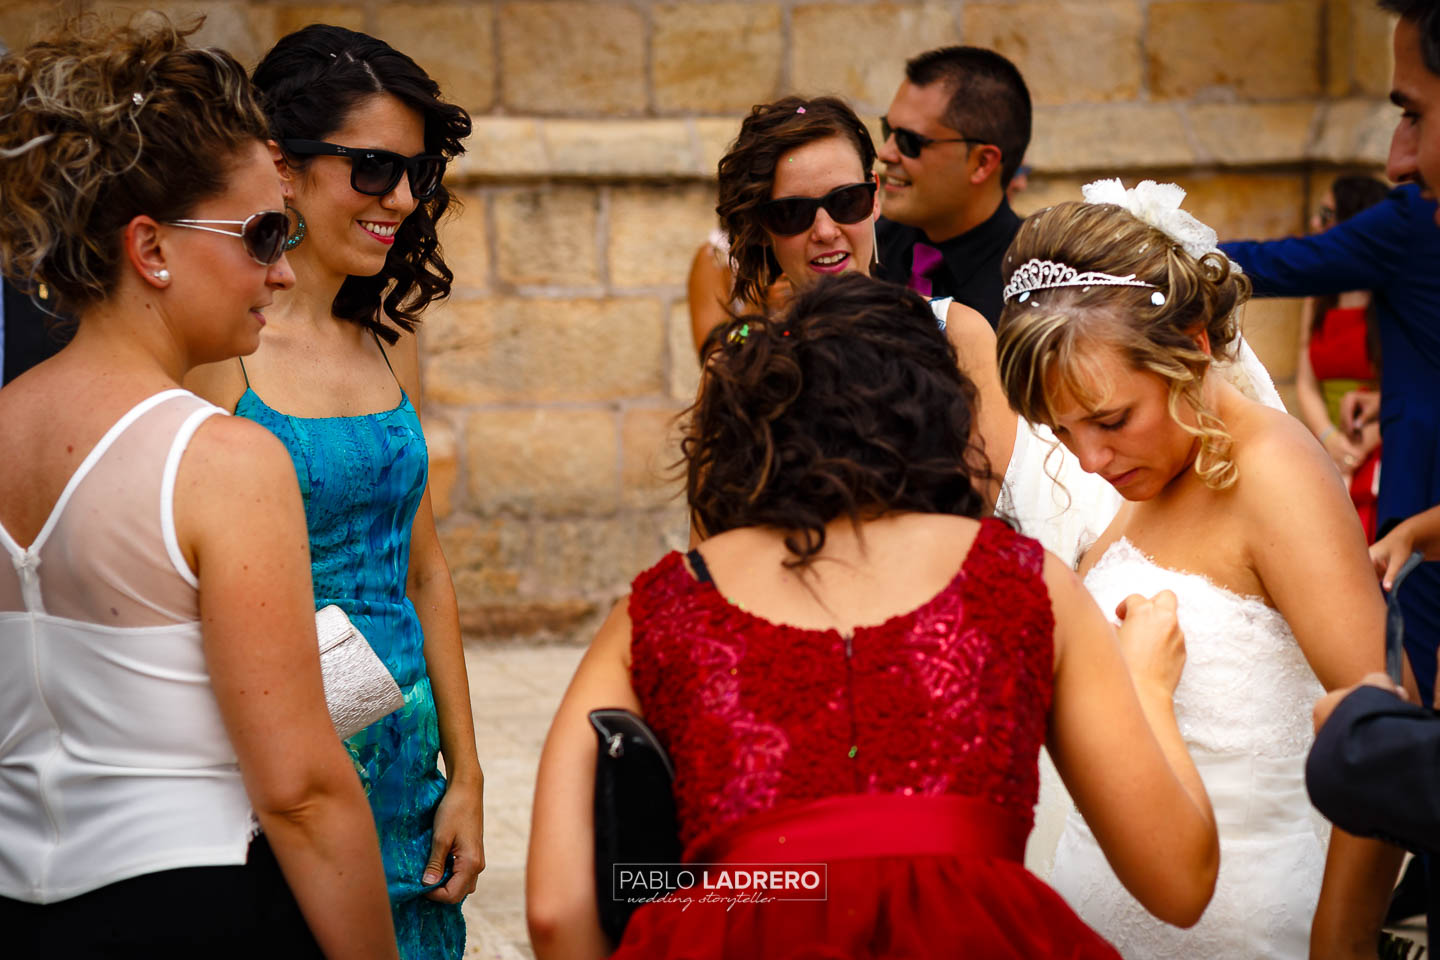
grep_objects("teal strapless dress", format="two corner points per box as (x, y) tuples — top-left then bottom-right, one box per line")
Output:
(237, 385), (464, 959)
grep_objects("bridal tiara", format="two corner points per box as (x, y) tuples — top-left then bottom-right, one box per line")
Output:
(1003, 258), (1168, 306)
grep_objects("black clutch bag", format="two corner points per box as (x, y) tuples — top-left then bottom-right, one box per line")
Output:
(589, 708), (683, 947)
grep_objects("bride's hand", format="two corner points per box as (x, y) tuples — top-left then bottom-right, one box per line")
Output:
(1115, 591), (1186, 697)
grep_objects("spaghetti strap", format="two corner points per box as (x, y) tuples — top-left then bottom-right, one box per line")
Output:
(371, 331), (400, 388)
(236, 356), (251, 388)
(686, 548), (715, 585)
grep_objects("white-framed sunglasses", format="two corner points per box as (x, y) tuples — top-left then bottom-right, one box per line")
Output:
(165, 210), (289, 265)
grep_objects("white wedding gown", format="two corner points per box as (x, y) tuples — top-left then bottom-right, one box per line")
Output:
(1050, 539), (1328, 958)
(1000, 338), (1329, 957)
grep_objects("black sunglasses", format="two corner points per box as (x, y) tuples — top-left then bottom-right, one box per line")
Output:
(880, 117), (986, 159)
(281, 139), (447, 199)
(757, 181), (878, 236)
(165, 210), (290, 265)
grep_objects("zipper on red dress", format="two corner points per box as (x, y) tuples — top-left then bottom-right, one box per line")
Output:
(842, 631), (860, 791)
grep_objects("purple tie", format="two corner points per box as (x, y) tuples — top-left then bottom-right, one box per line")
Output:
(908, 242), (943, 297)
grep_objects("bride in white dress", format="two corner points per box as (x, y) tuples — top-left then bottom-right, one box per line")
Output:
(993, 183), (1401, 958)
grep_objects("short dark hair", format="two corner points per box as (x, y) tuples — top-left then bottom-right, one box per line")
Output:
(905, 45), (1031, 187)
(253, 25), (472, 344)
(683, 273), (991, 566)
(1381, 0), (1440, 75)
(716, 95), (877, 309)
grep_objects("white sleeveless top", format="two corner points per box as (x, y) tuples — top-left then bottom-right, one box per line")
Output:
(0, 389), (257, 904)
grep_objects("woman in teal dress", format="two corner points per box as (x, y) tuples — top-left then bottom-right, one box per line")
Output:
(188, 25), (483, 959)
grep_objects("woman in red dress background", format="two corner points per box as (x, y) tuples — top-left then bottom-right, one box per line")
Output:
(1297, 175), (1390, 540)
(526, 274), (1219, 958)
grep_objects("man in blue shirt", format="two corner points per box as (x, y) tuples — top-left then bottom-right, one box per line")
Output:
(1302, 0), (1440, 941)
(1221, 97), (1440, 711)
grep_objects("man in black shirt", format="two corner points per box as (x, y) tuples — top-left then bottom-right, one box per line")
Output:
(873, 46), (1031, 328)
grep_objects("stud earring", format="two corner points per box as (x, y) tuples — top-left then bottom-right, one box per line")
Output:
(152, 269), (170, 283)
(285, 203), (307, 251)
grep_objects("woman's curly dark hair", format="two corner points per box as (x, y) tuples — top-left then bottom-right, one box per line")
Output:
(716, 95), (876, 309)
(252, 24), (471, 344)
(684, 273), (990, 567)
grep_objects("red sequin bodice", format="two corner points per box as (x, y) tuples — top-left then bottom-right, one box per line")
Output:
(628, 518), (1054, 850)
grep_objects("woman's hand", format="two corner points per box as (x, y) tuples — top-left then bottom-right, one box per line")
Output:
(1312, 672), (1406, 733)
(1371, 523), (1419, 591)
(1115, 590), (1186, 697)
(1352, 420), (1381, 463)
(1339, 389), (1381, 442)
(423, 774), (486, 902)
(1371, 505), (1440, 590)
(1319, 426), (1365, 477)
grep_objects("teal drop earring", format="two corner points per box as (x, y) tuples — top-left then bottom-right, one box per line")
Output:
(284, 203), (307, 251)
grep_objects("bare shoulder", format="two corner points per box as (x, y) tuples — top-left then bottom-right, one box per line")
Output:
(943, 301), (995, 347)
(1039, 548), (1103, 670)
(1225, 396), (1352, 544)
(1230, 398), (1334, 497)
(181, 413), (297, 495)
(591, 596), (634, 666)
(1040, 548), (1085, 607)
(183, 358), (248, 413)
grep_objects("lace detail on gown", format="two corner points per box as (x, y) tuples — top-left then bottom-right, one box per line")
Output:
(1050, 539), (1328, 959)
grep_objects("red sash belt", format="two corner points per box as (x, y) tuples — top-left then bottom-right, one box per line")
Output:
(685, 793), (1029, 866)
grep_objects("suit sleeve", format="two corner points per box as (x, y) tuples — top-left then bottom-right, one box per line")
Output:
(1306, 685), (1440, 854)
(1220, 188), (1414, 298)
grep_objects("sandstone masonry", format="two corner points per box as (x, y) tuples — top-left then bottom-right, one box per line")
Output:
(32, 0), (1398, 641)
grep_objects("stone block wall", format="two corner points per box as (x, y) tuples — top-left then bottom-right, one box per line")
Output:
(19, 0), (1398, 641)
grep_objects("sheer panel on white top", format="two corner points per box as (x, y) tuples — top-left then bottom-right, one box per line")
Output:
(0, 390), (217, 626)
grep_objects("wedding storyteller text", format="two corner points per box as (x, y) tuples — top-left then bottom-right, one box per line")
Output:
(612, 863), (828, 904)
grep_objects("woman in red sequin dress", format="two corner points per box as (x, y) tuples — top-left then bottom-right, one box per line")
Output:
(1296, 175), (1390, 541)
(527, 274), (1219, 959)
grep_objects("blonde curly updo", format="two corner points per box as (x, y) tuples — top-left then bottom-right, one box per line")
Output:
(0, 14), (269, 311)
(996, 200), (1252, 490)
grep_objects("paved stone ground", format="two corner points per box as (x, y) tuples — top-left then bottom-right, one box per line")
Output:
(461, 642), (584, 960)
(454, 642), (1429, 959)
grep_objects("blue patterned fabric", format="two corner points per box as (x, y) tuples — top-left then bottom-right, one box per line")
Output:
(236, 386), (464, 959)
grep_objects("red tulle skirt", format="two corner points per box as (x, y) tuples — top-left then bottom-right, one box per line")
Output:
(610, 793), (1120, 960)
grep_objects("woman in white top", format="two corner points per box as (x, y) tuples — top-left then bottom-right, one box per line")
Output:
(0, 17), (396, 959)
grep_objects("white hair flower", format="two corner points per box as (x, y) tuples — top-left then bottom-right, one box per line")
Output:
(1081, 178), (1219, 261)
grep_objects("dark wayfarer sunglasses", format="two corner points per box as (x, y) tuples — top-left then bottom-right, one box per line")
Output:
(757, 180), (878, 236)
(165, 210), (290, 265)
(880, 117), (987, 159)
(281, 139), (447, 200)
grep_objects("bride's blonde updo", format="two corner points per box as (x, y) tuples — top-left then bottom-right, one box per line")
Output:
(0, 14), (269, 311)
(996, 200), (1252, 490)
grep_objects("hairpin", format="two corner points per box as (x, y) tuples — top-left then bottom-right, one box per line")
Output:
(796, 106), (806, 114)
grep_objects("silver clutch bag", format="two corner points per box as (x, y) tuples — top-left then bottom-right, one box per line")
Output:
(315, 604), (405, 740)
